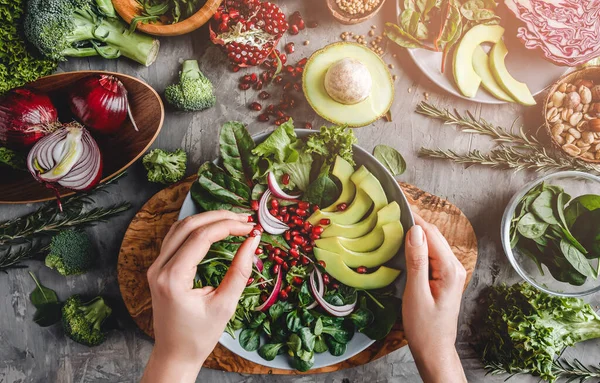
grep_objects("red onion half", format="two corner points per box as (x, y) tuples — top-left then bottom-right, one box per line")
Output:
(68, 75), (138, 135)
(27, 122), (103, 193)
(0, 88), (60, 148)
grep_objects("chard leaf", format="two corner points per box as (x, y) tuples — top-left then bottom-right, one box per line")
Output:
(191, 182), (251, 214)
(197, 162), (251, 207)
(385, 22), (429, 49)
(219, 121), (258, 184)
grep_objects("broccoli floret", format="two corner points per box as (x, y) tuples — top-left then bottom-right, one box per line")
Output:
(23, 0), (159, 66)
(62, 295), (112, 346)
(0, 147), (26, 171)
(45, 230), (95, 276)
(143, 148), (187, 184)
(165, 60), (216, 111)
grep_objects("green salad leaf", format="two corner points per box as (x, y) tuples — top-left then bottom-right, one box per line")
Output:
(197, 162), (251, 207)
(219, 121), (258, 185)
(373, 145), (406, 176)
(190, 182), (251, 214)
(304, 175), (339, 207)
(252, 119), (299, 164)
(305, 125), (356, 168)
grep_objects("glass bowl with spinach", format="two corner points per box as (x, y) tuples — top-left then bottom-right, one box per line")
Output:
(502, 171), (600, 297)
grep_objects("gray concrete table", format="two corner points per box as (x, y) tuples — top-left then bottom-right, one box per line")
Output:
(2, 1), (599, 382)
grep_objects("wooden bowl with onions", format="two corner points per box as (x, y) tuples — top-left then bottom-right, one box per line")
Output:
(543, 66), (600, 163)
(112, 0), (223, 36)
(0, 71), (164, 204)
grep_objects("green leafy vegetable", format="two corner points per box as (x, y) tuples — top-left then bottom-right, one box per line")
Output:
(373, 145), (406, 176)
(304, 125), (356, 168)
(190, 182), (251, 214)
(33, 302), (63, 327)
(360, 294), (400, 341)
(29, 272), (58, 308)
(252, 119), (299, 164)
(239, 328), (261, 351)
(197, 162), (251, 207)
(219, 122), (258, 185)
(62, 295), (113, 346)
(304, 176), (339, 207)
(164, 60), (216, 112)
(143, 149), (187, 185)
(258, 343), (284, 361)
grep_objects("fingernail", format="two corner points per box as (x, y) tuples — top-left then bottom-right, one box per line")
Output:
(408, 225), (424, 247)
(249, 229), (262, 238)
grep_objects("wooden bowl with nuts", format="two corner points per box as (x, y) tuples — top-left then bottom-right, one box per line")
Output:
(326, 0), (386, 25)
(544, 67), (600, 163)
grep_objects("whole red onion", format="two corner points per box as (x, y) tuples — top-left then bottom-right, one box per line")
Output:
(68, 75), (134, 135)
(0, 88), (60, 148)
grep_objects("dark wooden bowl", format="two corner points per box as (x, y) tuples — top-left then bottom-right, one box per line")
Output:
(326, 0), (386, 25)
(112, 0), (223, 36)
(0, 71), (164, 204)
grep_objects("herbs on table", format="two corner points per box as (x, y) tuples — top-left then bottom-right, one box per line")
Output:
(143, 148), (187, 185)
(476, 283), (600, 382)
(510, 182), (600, 286)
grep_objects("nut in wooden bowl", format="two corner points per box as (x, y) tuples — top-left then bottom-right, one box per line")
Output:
(112, 0), (223, 36)
(326, 0), (387, 25)
(544, 66), (600, 163)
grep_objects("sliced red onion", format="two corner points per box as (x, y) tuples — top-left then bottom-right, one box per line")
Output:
(268, 172), (301, 200)
(258, 189), (289, 235)
(310, 268), (356, 317)
(253, 255), (264, 273)
(307, 269), (323, 310)
(255, 269), (282, 312)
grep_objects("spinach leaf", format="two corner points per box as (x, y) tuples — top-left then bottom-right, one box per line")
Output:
(258, 343), (284, 361)
(557, 192), (571, 229)
(517, 213), (548, 239)
(29, 272), (58, 308)
(298, 282), (315, 307)
(565, 195), (600, 228)
(314, 336), (328, 353)
(571, 209), (600, 259)
(350, 307), (374, 329)
(560, 240), (596, 279)
(298, 327), (316, 352)
(219, 121), (258, 184)
(373, 145), (406, 176)
(33, 302), (62, 327)
(361, 295), (401, 341)
(269, 301), (293, 322)
(286, 310), (303, 332)
(190, 182), (251, 214)
(321, 319), (354, 344)
(531, 190), (560, 225)
(293, 350), (314, 372)
(239, 328), (260, 351)
(248, 312), (267, 329)
(287, 334), (302, 353)
(197, 162), (251, 207)
(314, 317), (323, 336)
(304, 176), (339, 207)
(325, 335), (347, 356)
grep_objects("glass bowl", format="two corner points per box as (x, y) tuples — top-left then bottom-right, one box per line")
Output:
(501, 171), (600, 297)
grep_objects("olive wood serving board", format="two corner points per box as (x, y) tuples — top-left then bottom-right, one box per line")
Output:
(117, 176), (478, 375)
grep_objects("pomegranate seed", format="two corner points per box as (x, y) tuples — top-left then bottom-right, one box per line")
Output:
(255, 247), (263, 255)
(294, 217), (304, 226)
(247, 215), (254, 223)
(249, 102), (262, 111)
(291, 230), (300, 237)
(308, 21), (318, 28)
(255, 224), (264, 233)
(269, 208), (278, 216)
(285, 42), (295, 54)
(284, 231), (291, 241)
(318, 260), (327, 268)
(274, 256), (284, 265)
(304, 122), (313, 129)
(297, 57), (308, 66)
(250, 73), (258, 83)
(285, 65), (294, 73)
(298, 201), (310, 210)
(289, 207), (296, 213)
(285, 285), (292, 293)
(258, 113), (270, 122)
(251, 200), (259, 210)
(293, 82), (302, 92)
(301, 256), (310, 265)
(293, 276), (303, 285)
(295, 66), (303, 74)
(280, 173), (290, 186)
(293, 235), (305, 245)
(323, 274), (330, 284)
(275, 118), (287, 126)
(290, 248), (300, 258)
(303, 245), (313, 253)
(265, 244), (273, 251)
(219, 22), (228, 32)
(295, 208), (307, 217)
(274, 248), (282, 256)
(357, 266), (368, 274)
(250, 228), (262, 237)
(312, 226), (324, 235)
(278, 102), (289, 110)
(309, 233), (319, 240)
(258, 277), (264, 284)
(213, 11), (222, 20)
(273, 264), (280, 274)
(283, 213), (290, 222)
(246, 277), (254, 286)
(280, 207), (288, 214)
(283, 82), (293, 92)
(279, 53), (287, 64)
(297, 19), (305, 30)
(280, 289), (289, 300)
(239, 83), (251, 90)
(290, 260), (298, 267)
(253, 80), (263, 90)
(320, 218), (331, 225)
(229, 8), (239, 19)
(221, 14), (229, 24)
(337, 203), (348, 211)
(258, 91), (270, 99)
(270, 201), (279, 211)
(232, 65), (241, 72)
(282, 262), (290, 271)
(273, 76), (283, 84)
(332, 283), (339, 289)
(260, 294), (268, 302)
(240, 74), (252, 83)
(266, 104), (276, 114)
(303, 222), (312, 232)
(312, 205), (320, 212)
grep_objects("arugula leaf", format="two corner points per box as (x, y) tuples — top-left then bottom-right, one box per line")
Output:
(304, 176), (339, 207)
(373, 145), (406, 176)
(219, 121), (258, 184)
(197, 162), (251, 207)
(190, 182), (251, 214)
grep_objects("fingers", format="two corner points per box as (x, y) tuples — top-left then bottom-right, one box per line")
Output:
(163, 219), (256, 278)
(404, 225), (432, 299)
(210, 235), (262, 316)
(156, 210), (251, 269)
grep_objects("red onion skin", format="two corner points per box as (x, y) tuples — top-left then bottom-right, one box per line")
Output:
(68, 75), (128, 135)
(0, 88), (59, 148)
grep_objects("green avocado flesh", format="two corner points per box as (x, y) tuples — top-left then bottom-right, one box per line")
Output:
(472, 46), (515, 103)
(453, 24), (505, 98)
(314, 248), (402, 290)
(489, 40), (536, 106)
(336, 204), (403, 252)
(303, 43), (394, 127)
(323, 156), (356, 212)
(321, 201), (400, 239)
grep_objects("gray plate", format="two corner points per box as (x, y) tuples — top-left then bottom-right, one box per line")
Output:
(178, 129), (414, 370)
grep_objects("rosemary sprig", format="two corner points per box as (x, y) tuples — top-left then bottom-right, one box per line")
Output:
(484, 358), (600, 382)
(416, 102), (600, 174)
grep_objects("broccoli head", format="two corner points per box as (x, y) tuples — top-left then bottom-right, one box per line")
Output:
(62, 295), (112, 346)
(24, 0), (159, 66)
(143, 148), (187, 184)
(165, 60), (216, 112)
(45, 230), (95, 276)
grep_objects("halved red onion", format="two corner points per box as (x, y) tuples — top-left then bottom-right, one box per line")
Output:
(254, 268), (282, 312)
(268, 172), (301, 200)
(258, 189), (289, 235)
(310, 268), (356, 317)
(27, 122), (103, 193)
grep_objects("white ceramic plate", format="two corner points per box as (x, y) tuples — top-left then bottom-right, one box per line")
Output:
(177, 129), (414, 371)
(395, 2), (569, 104)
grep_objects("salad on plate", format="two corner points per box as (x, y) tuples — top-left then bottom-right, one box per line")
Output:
(187, 119), (406, 371)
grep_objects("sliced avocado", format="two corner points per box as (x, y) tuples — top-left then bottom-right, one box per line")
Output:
(302, 42), (394, 128)
(453, 24), (505, 98)
(321, 201), (400, 238)
(314, 248), (401, 290)
(473, 46), (515, 103)
(351, 166), (388, 210)
(489, 40), (536, 106)
(315, 222), (404, 268)
(323, 156), (357, 212)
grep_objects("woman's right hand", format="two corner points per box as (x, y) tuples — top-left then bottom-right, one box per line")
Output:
(402, 213), (467, 383)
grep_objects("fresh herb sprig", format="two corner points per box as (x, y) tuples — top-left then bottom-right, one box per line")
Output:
(416, 102), (600, 174)
(485, 359), (600, 382)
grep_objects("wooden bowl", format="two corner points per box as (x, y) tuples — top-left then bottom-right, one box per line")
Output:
(326, 0), (386, 25)
(112, 0), (223, 36)
(543, 66), (600, 163)
(0, 71), (164, 204)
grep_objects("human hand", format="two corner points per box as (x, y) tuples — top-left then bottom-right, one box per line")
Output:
(402, 213), (467, 383)
(140, 210), (260, 383)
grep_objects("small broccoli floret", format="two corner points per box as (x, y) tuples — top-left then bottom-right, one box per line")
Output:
(62, 295), (112, 346)
(45, 230), (95, 276)
(165, 60), (216, 112)
(143, 148), (187, 184)
(24, 0), (159, 66)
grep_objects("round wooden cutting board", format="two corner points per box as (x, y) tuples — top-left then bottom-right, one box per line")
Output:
(117, 176), (478, 375)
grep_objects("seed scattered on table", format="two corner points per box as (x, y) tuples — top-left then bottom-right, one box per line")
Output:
(304, 40), (309, 46)
(392, 75), (398, 81)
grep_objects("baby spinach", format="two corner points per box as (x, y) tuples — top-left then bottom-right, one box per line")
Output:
(258, 343), (284, 361)
(531, 190), (560, 225)
(373, 145), (406, 176)
(314, 336), (328, 353)
(298, 327), (316, 352)
(29, 272), (62, 328)
(286, 333), (302, 354)
(219, 121), (258, 185)
(191, 182), (251, 214)
(239, 328), (261, 351)
(304, 175), (339, 208)
(517, 213), (548, 239)
(560, 240), (596, 279)
(361, 295), (401, 341)
(321, 319), (354, 344)
(325, 336), (347, 356)
(269, 301), (293, 322)
(29, 272), (58, 308)
(350, 307), (375, 329)
(197, 162), (251, 207)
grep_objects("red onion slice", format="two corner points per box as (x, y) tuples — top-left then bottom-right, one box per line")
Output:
(310, 268), (356, 317)
(253, 255), (264, 273)
(258, 189), (289, 235)
(268, 172), (301, 200)
(254, 269), (282, 312)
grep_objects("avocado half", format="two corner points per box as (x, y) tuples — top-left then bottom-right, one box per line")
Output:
(302, 42), (394, 128)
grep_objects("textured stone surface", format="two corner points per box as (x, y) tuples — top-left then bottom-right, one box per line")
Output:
(2, 1), (599, 382)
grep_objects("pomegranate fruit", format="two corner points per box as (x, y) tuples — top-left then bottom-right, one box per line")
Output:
(210, 0), (289, 67)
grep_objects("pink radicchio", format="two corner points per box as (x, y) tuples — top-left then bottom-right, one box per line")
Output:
(504, 0), (600, 67)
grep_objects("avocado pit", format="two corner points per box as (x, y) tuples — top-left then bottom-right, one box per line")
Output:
(324, 58), (372, 105)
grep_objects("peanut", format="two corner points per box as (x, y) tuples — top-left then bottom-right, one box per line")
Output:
(563, 143), (581, 157)
(581, 131), (595, 145)
(592, 85), (600, 102)
(564, 92), (581, 109)
(551, 123), (565, 136)
(568, 128), (582, 139)
(570, 112), (583, 126)
(552, 91), (565, 107)
(579, 86), (593, 104)
(589, 119), (600, 132)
